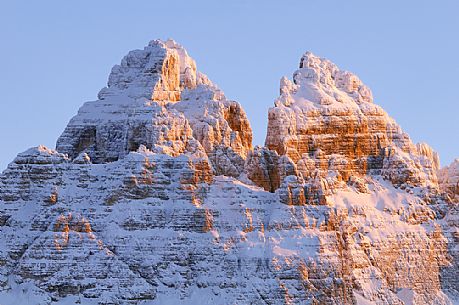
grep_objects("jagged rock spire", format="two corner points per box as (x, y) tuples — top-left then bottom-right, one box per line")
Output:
(0, 42), (457, 305)
(258, 51), (439, 194)
(56, 40), (252, 176)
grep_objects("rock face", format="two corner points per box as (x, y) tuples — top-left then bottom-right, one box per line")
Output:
(439, 159), (459, 201)
(264, 52), (439, 193)
(0, 41), (458, 305)
(56, 39), (252, 175)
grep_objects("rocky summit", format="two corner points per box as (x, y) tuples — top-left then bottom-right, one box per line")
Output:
(0, 39), (458, 305)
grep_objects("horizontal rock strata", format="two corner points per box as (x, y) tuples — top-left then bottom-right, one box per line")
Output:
(0, 40), (457, 305)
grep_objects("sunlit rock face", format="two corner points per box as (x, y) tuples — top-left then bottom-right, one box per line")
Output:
(439, 159), (459, 201)
(264, 52), (439, 192)
(0, 41), (458, 305)
(56, 39), (252, 175)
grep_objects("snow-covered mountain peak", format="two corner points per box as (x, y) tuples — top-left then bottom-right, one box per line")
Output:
(276, 51), (373, 109)
(98, 39), (221, 103)
(0, 39), (457, 305)
(56, 39), (252, 172)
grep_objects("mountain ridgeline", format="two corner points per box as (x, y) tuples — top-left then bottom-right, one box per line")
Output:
(0, 40), (458, 305)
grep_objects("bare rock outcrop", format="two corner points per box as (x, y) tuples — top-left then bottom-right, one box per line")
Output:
(0, 41), (457, 305)
(56, 40), (252, 175)
(262, 51), (440, 193)
(439, 159), (459, 201)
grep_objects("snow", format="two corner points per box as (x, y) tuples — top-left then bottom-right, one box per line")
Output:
(0, 41), (456, 305)
(397, 288), (415, 305)
(354, 292), (376, 305)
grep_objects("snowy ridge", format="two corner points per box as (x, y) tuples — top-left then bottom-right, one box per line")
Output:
(0, 40), (458, 305)
(265, 51), (440, 191)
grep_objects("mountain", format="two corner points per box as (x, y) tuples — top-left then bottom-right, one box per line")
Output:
(0, 39), (457, 305)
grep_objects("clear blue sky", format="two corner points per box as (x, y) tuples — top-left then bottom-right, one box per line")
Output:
(1, 0), (458, 171)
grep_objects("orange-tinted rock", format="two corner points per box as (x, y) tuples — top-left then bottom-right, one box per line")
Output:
(439, 159), (459, 202)
(262, 51), (439, 192)
(1, 41), (457, 305)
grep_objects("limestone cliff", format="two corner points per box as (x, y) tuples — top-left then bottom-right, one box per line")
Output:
(0, 40), (457, 305)
(56, 39), (252, 176)
(261, 52), (439, 193)
(439, 159), (459, 201)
